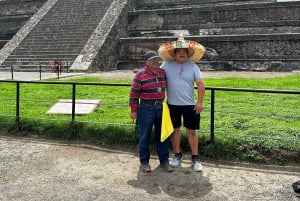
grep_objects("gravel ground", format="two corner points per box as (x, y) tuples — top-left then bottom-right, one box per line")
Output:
(0, 136), (299, 201)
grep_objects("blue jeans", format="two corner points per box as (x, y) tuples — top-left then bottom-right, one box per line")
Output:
(138, 103), (170, 165)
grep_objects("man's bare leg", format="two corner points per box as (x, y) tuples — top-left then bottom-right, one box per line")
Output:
(186, 128), (198, 155)
(171, 127), (181, 153)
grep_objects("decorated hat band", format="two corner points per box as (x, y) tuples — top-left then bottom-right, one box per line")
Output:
(158, 34), (206, 62)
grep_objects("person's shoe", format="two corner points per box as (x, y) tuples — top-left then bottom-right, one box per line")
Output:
(140, 164), (151, 172)
(161, 163), (174, 172)
(169, 152), (183, 167)
(292, 181), (300, 197)
(192, 160), (203, 172)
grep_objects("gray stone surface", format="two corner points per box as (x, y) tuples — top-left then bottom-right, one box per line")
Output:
(0, 136), (299, 201)
(0, 70), (298, 81)
(0, 72), (84, 81)
(46, 99), (101, 115)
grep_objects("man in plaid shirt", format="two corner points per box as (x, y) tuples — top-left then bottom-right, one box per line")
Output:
(129, 51), (173, 173)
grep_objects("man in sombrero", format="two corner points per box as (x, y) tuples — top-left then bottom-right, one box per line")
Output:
(158, 34), (206, 172)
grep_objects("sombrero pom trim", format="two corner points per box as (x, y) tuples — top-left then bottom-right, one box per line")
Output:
(158, 35), (206, 62)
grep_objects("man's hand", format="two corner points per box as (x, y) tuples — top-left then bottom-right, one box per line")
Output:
(194, 101), (203, 114)
(131, 112), (137, 120)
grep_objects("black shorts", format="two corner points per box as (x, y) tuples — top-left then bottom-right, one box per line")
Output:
(168, 104), (200, 130)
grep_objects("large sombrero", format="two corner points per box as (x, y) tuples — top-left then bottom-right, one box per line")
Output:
(158, 34), (206, 62)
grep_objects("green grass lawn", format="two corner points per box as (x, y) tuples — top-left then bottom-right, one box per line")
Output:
(0, 74), (299, 165)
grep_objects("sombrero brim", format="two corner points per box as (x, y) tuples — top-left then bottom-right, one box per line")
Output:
(158, 40), (206, 62)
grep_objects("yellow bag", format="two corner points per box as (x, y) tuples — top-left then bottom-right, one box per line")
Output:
(161, 102), (174, 142)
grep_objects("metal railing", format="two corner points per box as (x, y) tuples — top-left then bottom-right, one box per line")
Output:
(1, 65), (70, 80)
(0, 80), (299, 143)
(206, 86), (300, 143)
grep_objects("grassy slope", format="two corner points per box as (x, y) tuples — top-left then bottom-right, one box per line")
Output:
(0, 74), (299, 165)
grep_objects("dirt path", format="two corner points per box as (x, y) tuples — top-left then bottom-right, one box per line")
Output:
(0, 136), (299, 201)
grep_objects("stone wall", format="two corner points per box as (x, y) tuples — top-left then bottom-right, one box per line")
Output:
(0, 0), (46, 44)
(199, 34), (300, 71)
(0, 40), (6, 49)
(118, 34), (300, 72)
(0, 0), (45, 15)
(136, 0), (276, 8)
(128, 2), (300, 36)
(119, 1), (300, 71)
(89, 0), (136, 71)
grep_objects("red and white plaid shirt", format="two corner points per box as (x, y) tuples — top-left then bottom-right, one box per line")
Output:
(129, 66), (166, 113)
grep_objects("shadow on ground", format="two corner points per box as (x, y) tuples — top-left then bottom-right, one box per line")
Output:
(128, 166), (212, 198)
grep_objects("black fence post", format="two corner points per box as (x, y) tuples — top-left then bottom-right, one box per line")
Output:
(39, 64), (42, 80)
(71, 83), (77, 138)
(11, 65), (14, 80)
(210, 89), (215, 143)
(16, 82), (20, 132)
(71, 83), (76, 122)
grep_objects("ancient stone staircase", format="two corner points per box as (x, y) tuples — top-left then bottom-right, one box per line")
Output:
(1, 0), (113, 71)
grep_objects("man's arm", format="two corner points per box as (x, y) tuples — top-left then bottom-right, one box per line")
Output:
(195, 79), (205, 114)
(129, 74), (142, 120)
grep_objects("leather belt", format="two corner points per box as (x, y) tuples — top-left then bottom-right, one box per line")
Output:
(140, 99), (163, 105)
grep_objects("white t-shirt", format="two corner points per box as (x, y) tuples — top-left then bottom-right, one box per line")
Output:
(161, 60), (203, 105)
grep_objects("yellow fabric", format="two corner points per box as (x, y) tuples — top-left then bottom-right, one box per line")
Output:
(161, 102), (174, 142)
